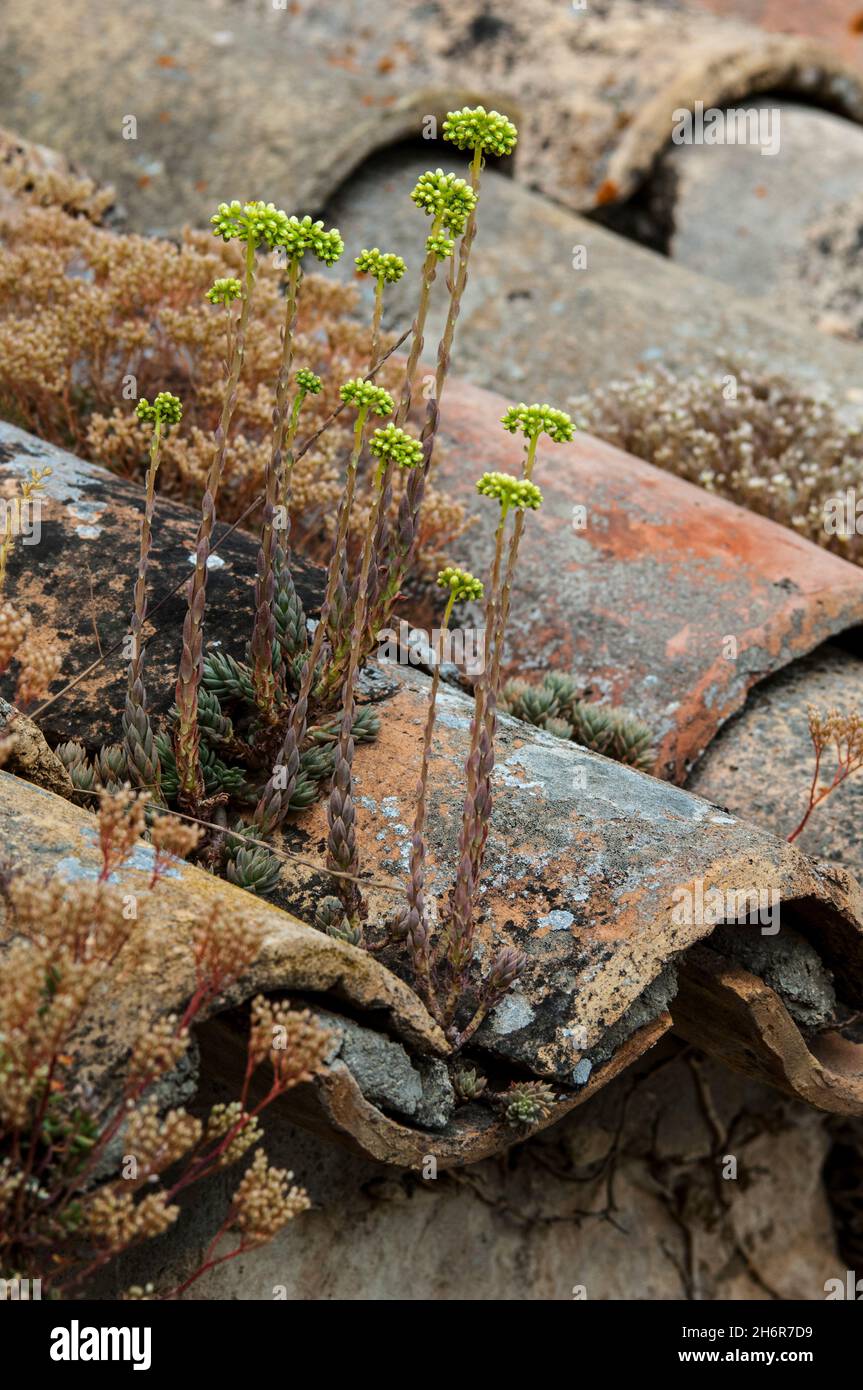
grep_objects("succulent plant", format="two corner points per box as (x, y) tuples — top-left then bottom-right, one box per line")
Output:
(314, 895), (347, 936)
(225, 843), (282, 896)
(453, 1065), (488, 1102)
(501, 1080), (556, 1130)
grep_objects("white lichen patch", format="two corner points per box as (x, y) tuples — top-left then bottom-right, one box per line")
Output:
(487, 991), (535, 1035)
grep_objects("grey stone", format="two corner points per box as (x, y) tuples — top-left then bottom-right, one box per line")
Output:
(708, 925), (837, 1033)
(662, 100), (863, 325)
(324, 146), (863, 422)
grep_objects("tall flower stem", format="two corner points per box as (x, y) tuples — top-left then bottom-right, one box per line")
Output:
(175, 237), (257, 807)
(325, 434), (386, 918)
(123, 416), (164, 796)
(253, 404), (373, 837)
(250, 258), (302, 719)
(395, 215), (443, 427)
(369, 276), (385, 376)
(405, 588), (455, 1012)
(375, 151), (485, 636)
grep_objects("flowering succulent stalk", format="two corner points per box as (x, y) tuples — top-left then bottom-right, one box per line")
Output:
(488, 406), (575, 701)
(325, 418), (420, 918)
(272, 368), (322, 670)
(252, 380), (394, 838)
(355, 248), (406, 373)
(174, 204), (273, 806)
(443, 475), (538, 1021)
(404, 565), (482, 1013)
(372, 111), (518, 643)
(123, 392), (183, 796)
(250, 219), (343, 721)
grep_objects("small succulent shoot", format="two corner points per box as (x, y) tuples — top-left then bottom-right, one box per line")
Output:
(252, 380), (394, 843)
(314, 895), (347, 937)
(123, 392), (182, 798)
(0, 465), (51, 594)
(250, 219), (343, 723)
(453, 1064), (488, 1103)
(404, 565), (483, 1017)
(355, 248), (407, 371)
(175, 201), (275, 807)
(501, 1080), (556, 1131)
(225, 843), (282, 897)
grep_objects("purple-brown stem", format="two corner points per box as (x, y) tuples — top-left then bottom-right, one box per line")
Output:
(174, 237), (257, 807)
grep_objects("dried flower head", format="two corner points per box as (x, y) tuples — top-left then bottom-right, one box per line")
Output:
(15, 637), (62, 705)
(98, 786), (148, 878)
(502, 402), (574, 444)
(476, 471), (543, 512)
(339, 377), (394, 416)
(135, 392), (183, 427)
(232, 1148), (309, 1245)
(369, 423), (423, 470)
(443, 105), (518, 158)
(150, 813), (201, 862)
(295, 368), (322, 396)
(0, 600), (29, 674)
(410, 169), (478, 236)
(355, 248), (406, 284)
(248, 997), (331, 1086)
(436, 565), (484, 603)
(205, 277), (242, 305)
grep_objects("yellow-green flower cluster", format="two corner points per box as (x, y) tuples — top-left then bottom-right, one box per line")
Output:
(339, 378), (394, 417)
(437, 565), (484, 603)
(502, 403), (575, 444)
(369, 424), (423, 470)
(210, 200), (292, 248)
(295, 368), (322, 395)
(426, 231), (455, 262)
(205, 277), (242, 306)
(410, 170), (478, 236)
(355, 248), (407, 284)
(476, 471), (543, 511)
(209, 203), (344, 264)
(135, 392), (183, 426)
(279, 214), (344, 266)
(443, 106), (518, 158)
